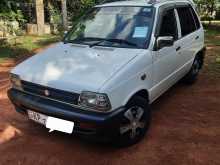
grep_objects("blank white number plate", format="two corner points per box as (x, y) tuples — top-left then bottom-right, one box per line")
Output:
(46, 117), (74, 134)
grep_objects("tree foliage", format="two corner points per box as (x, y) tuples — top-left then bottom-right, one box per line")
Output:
(195, 0), (220, 20)
(0, 0), (28, 36)
(0, 0), (26, 23)
(1, 0), (220, 35)
(67, 0), (102, 20)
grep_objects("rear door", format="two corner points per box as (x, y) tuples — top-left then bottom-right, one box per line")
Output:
(175, 5), (200, 73)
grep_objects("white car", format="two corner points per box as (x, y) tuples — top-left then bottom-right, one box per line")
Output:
(8, 0), (205, 146)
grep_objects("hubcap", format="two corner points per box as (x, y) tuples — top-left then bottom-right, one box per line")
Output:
(120, 106), (145, 139)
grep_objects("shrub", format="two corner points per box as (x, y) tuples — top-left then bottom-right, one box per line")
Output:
(0, 0), (26, 36)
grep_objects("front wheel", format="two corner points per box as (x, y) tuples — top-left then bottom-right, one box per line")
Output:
(114, 96), (151, 147)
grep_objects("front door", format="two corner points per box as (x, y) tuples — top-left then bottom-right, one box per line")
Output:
(152, 8), (180, 100)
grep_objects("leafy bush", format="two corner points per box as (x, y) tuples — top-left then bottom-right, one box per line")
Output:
(0, 0), (26, 36)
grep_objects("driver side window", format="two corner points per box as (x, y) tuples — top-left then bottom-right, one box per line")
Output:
(159, 9), (178, 40)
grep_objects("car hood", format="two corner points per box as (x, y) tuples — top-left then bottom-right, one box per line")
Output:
(12, 42), (142, 93)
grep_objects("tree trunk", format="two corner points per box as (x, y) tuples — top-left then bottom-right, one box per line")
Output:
(61, 0), (68, 31)
(35, 0), (45, 35)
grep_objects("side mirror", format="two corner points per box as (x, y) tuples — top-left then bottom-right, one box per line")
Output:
(157, 36), (174, 50)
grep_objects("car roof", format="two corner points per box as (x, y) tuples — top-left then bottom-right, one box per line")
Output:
(97, 0), (152, 7)
(96, 0), (195, 8)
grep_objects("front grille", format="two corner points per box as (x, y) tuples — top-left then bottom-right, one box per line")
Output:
(21, 81), (80, 105)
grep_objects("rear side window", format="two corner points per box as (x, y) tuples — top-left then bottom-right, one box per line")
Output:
(190, 7), (201, 29)
(177, 7), (196, 36)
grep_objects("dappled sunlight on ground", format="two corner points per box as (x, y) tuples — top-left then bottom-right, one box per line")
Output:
(0, 93), (9, 100)
(0, 79), (10, 100)
(206, 46), (214, 50)
(0, 125), (22, 144)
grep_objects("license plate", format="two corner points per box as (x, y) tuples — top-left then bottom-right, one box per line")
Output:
(28, 110), (47, 125)
(27, 110), (74, 134)
(46, 117), (74, 134)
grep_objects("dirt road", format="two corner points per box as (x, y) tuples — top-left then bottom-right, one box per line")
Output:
(0, 47), (220, 165)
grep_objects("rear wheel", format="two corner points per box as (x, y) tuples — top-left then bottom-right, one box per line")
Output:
(115, 96), (151, 147)
(182, 56), (202, 84)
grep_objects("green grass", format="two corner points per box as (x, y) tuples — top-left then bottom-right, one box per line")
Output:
(0, 35), (60, 63)
(204, 24), (220, 46)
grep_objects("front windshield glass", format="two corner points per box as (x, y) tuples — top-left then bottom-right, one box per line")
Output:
(64, 6), (155, 49)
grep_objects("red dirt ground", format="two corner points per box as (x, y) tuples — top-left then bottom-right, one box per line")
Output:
(0, 47), (220, 165)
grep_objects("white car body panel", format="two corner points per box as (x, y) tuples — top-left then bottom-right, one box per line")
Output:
(12, 43), (142, 93)
(100, 50), (154, 110)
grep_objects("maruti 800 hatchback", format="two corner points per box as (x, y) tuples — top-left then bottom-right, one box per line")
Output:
(8, 0), (205, 146)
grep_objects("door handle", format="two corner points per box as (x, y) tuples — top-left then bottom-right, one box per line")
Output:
(176, 46), (181, 52)
(195, 36), (199, 40)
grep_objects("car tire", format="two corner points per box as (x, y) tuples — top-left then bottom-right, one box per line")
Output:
(114, 96), (151, 147)
(182, 56), (202, 84)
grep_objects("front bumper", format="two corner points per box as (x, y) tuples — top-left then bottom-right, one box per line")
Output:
(8, 88), (126, 140)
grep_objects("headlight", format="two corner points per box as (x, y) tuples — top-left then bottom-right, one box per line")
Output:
(79, 91), (111, 112)
(10, 74), (23, 91)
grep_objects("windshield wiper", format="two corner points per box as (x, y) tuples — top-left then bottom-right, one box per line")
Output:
(65, 37), (104, 44)
(65, 37), (138, 48)
(101, 38), (138, 47)
(88, 38), (138, 48)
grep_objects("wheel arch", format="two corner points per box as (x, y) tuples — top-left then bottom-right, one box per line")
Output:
(124, 89), (149, 106)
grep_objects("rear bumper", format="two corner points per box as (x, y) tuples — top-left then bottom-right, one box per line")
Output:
(8, 88), (126, 140)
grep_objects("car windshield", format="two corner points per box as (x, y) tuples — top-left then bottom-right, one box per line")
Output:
(64, 6), (155, 49)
